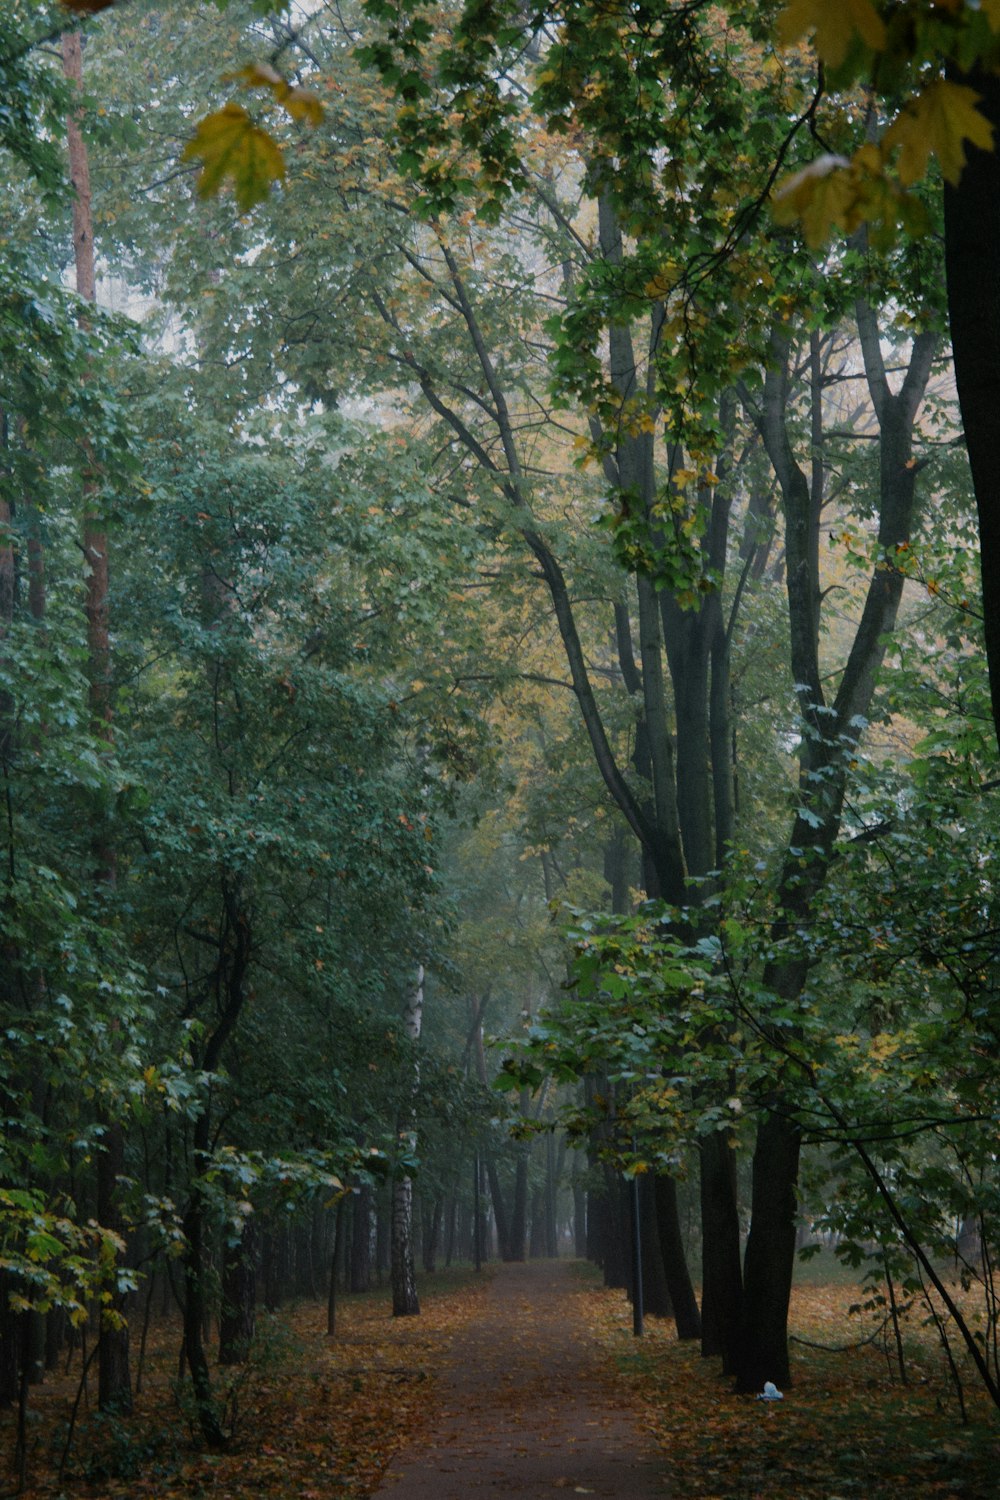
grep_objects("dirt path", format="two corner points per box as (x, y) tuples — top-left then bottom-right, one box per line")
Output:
(371, 1260), (669, 1498)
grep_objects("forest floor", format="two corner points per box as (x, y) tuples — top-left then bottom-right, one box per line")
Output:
(4, 1255), (1000, 1498)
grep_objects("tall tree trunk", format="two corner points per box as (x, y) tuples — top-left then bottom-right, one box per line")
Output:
(544, 1131), (559, 1258)
(61, 28), (132, 1418)
(182, 1180), (225, 1446)
(735, 313), (937, 1392)
(470, 996), (514, 1259)
(327, 1199), (347, 1338)
(508, 1089), (531, 1262)
(391, 965), (423, 1317)
(943, 61), (1000, 753)
(572, 1164), (587, 1258)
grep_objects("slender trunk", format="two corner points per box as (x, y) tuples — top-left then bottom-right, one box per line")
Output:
(544, 1131), (559, 1258)
(483, 1154), (512, 1260)
(508, 1089), (530, 1261)
(391, 966), (423, 1317)
(350, 1182), (372, 1293)
(599, 1162), (629, 1288)
(182, 1190), (225, 1446)
(96, 1117), (131, 1412)
(654, 1176), (702, 1340)
(471, 1000), (513, 1258)
(573, 1168), (587, 1258)
(421, 1194), (442, 1273)
(218, 1218), (256, 1366)
(327, 1199), (346, 1338)
(62, 31), (132, 1416)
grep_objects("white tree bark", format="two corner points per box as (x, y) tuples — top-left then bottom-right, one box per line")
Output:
(391, 965), (423, 1317)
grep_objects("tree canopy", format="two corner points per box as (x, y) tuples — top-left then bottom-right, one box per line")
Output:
(0, 0), (998, 1483)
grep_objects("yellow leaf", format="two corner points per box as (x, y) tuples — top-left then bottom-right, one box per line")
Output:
(984, 0), (1000, 29)
(227, 62), (285, 90)
(772, 154), (854, 246)
(226, 64), (325, 127)
(885, 79), (994, 187)
(281, 87), (325, 127)
(182, 104), (286, 211)
(777, 0), (886, 67)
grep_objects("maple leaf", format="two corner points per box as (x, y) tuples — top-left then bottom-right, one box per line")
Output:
(885, 79), (994, 186)
(777, 0), (887, 68)
(182, 104), (286, 211)
(772, 154), (856, 246)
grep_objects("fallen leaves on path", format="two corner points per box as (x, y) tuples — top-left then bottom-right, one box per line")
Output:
(9, 1259), (1000, 1499)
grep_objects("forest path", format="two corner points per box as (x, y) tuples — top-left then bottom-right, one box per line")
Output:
(371, 1259), (669, 1498)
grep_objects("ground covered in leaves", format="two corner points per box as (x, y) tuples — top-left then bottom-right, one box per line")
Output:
(589, 1254), (1000, 1499)
(4, 1269), (489, 1499)
(5, 1257), (1000, 1498)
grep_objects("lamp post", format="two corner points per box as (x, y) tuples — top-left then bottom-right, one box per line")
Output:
(630, 1139), (643, 1338)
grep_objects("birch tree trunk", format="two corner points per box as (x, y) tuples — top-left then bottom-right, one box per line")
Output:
(391, 965), (423, 1317)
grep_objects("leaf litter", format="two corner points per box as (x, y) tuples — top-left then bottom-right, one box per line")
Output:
(583, 1266), (1000, 1500)
(2, 1269), (488, 1499)
(7, 1261), (1000, 1498)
